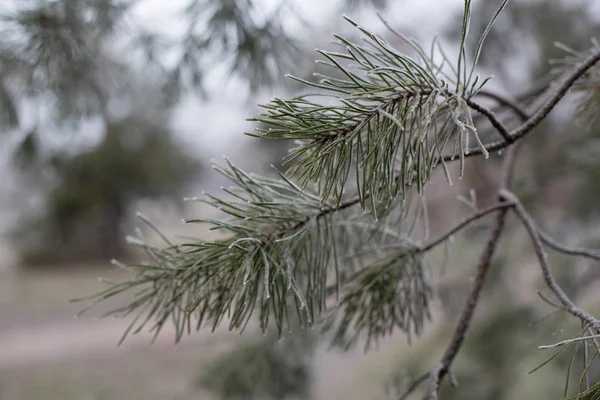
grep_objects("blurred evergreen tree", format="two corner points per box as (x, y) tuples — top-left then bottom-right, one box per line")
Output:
(13, 112), (200, 264)
(197, 329), (316, 400)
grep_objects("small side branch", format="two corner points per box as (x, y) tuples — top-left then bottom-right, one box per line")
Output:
(465, 98), (513, 143)
(500, 189), (600, 333)
(443, 47), (600, 162)
(476, 90), (531, 122)
(419, 201), (514, 253)
(398, 372), (429, 400)
(538, 230), (600, 263)
(424, 208), (510, 400)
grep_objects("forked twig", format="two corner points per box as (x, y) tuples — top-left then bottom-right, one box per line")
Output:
(500, 189), (600, 333)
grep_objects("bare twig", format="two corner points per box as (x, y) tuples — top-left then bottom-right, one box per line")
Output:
(465, 98), (513, 143)
(538, 230), (600, 262)
(476, 90), (531, 122)
(398, 372), (430, 400)
(424, 208), (509, 400)
(443, 47), (600, 162)
(538, 334), (600, 349)
(419, 201), (514, 253)
(500, 189), (600, 333)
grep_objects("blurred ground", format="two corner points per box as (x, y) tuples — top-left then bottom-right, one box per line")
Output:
(0, 265), (437, 400)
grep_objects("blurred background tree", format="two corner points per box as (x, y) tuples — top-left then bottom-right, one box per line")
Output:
(12, 112), (200, 265)
(196, 328), (316, 400)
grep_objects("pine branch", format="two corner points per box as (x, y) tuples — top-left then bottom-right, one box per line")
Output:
(77, 160), (436, 346)
(78, 7), (600, 364)
(249, 17), (492, 204)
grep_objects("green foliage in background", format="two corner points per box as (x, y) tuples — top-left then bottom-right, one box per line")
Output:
(197, 330), (316, 400)
(13, 114), (200, 264)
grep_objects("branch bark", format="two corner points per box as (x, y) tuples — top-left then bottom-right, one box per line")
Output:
(443, 47), (600, 162)
(424, 207), (509, 400)
(500, 189), (600, 333)
(401, 87), (530, 400)
(538, 230), (600, 262)
(465, 98), (513, 143)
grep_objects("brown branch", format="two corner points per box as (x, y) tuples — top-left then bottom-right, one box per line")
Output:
(398, 372), (429, 400)
(476, 90), (531, 122)
(419, 201), (514, 253)
(499, 189), (600, 333)
(465, 98), (513, 143)
(443, 47), (600, 162)
(424, 207), (510, 400)
(417, 94), (526, 398)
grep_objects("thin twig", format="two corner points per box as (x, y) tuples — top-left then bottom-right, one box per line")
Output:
(397, 372), (430, 400)
(500, 189), (600, 333)
(443, 47), (600, 162)
(419, 201), (514, 253)
(465, 98), (513, 142)
(424, 207), (509, 400)
(476, 90), (531, 121)
(538, 230), (600, 262)
(539, 334), (600, 349)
